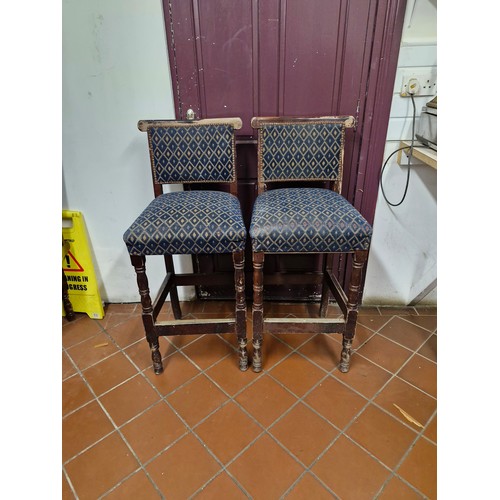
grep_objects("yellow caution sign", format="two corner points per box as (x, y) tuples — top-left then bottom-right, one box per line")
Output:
(62, 210), (105, 319)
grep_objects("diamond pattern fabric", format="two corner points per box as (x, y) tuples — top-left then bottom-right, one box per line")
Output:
(261, 123), (344, 182)
(250, 188), (372, 253)
(149, 125), (235, 184)
(124, 190), (246, 256)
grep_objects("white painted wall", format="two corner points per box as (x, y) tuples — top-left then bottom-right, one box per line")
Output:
(62, 0), (437, 305)
(62, 0), (190, 303)
(363, 0), (437, 305)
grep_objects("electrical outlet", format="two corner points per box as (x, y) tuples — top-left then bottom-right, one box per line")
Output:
(400, 71), (437, 97)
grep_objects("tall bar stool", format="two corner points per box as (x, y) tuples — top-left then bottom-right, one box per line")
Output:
(249, 116), (372, 373)
(123, 117), (248, 375)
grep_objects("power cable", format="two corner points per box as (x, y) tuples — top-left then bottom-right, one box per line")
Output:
(379, 93), (417, 207)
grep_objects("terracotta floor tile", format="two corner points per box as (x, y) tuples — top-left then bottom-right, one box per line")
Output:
(62, 472), (74, 500)
(180, 334), (234, 370)
(398, 354), (437, 398)
(414, 306), (437, 315)
(167, 374), (228, 427)
(324, 302), (343, 317)
(269, 402), (339, 466)
(378, 307), (416, 316)
(104, 302), (139, 314)
(260, 333), (294, 370)
(266, 302), (317, 318)
(62, 400), (114, 463)
(123, 338), (177, 372)
(357, 334), (413, 373)
(205, 355), (257, 396)
(274, 332), (317, 350)
(312, 435), (390, 499)
(99, 310), (136, 331)
(188, 300), (216, 315)
(378, 317), (432, 351)
(352, 323), (377, 350)
(357, 313), (391, 332)
(358, 306), (382, 316)
(304, 376), (367, 430)
(374, 377), (436, 431)
(269, 353), (326, 397)
(378, 476), (424, 499)
(66, 332), (118, 371)
(227, 434), (304, 499)
(200, 300), (236, 315)
(61, 303), (436, 500)
(398, 438), (437, 499)
(65, 432), (139, 499)
(192, 471), (248, 499)
(83, 352), (138, 396)
(104, 470), (161, 499)
(99, 374), (160, 426)
(120, 401), (188, 463)
(235, 374), (298, 427)
(417, 334), (437, 362)
(346, 404), (417, 468)
(156, 308), (176, 322)
(284, 472), (333, 499)
(332, 353), (392, 399)
(404, 314), (437, 332)
(424, 414), (437, 443)
(146, 433), (221, 498)
(195, 401), (262, 464)
(62, 375), (94, 416)
(143, 351), (201, 396)
(62, 351), (76, 380)
(106, 315), (145, 349)
(62, 316), (103, 349)
(166, 333), (204, 349)
(297, 335), (341, 371)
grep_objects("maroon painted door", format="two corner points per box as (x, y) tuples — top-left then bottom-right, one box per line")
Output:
(162, 0), (406, 299)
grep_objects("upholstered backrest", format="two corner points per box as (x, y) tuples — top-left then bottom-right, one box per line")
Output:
(260, 122), (344, 182)
(138, 119), (242, 185)
(252, 116), (355, 193)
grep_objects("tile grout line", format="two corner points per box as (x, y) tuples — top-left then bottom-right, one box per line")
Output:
(373, 407), (438, 499)
(66, 316), (187, 498)
(103, 328), (257, 499)
(62, 341), (166, 500)
(63, 306), (436, 498)
(62, 465), (79, 500)
(277, 319), (436, 498)
(189, 310), (434, 498)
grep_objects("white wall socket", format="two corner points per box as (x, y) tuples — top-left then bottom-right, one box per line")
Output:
(400, 71), (437, 97)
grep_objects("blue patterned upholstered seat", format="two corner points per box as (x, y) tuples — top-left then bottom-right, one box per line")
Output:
(124, 190), (246, 256)
(250, 187), (372, 253)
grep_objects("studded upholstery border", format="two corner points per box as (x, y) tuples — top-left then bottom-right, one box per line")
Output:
(124, 191), (246, 255)
(148, 124), (236, 184)
(250, 188), (372, 253)
(260, 122), (344, 182)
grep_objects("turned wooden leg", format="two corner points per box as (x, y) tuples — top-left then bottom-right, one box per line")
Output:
(339, 250), (368, 373)
(164, 255), (182, 320)
(131, 255), (163, 375)
(319, 254), (334, 318)
(252, 252), (264, 372)
(62, 269), (76, 321)
(233, 250), (248, 371)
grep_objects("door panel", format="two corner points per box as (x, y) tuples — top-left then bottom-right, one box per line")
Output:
(282, 0), (342, 115)
(163, 0), (407, 299)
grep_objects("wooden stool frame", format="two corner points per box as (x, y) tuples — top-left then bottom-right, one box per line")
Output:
(250, 116), (370, 373)
(128, 118), (248, 375)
